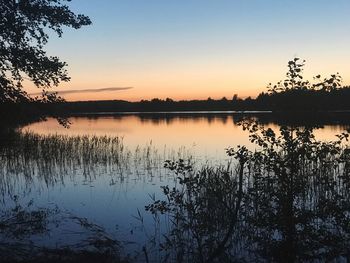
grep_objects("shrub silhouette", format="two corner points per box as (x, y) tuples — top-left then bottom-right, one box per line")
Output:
(146, 121), (350, 262)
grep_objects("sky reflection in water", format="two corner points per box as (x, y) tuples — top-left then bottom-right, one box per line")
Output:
(11, 113), (350, 257)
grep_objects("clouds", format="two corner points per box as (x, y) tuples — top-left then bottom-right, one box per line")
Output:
(30, 87), (133, 96)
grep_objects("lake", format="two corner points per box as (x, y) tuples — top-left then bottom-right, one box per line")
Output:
(22, 112), (348, 160)
(2, 112), (350, 262)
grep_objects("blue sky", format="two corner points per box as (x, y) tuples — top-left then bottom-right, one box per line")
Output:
(35, 0), (350, 101)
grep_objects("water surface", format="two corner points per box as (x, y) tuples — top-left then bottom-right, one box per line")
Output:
(4, 112), (350, 260)
(23, 113), (348, 160)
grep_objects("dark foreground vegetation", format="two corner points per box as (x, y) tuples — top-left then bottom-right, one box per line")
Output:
(0, 0), (90, 127)
(145, 121), (350, 262)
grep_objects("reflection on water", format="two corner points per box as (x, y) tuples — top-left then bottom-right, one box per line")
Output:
(1, 113), (350, 261)
(0, 131), (192, 261)
(22, 113), (350, 161)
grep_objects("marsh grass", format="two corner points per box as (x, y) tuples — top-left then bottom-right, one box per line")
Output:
(0, 132), (194, 198)
(0, 131), (195, 261)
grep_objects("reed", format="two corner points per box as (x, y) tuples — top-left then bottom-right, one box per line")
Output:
(0, 132), (194, 198)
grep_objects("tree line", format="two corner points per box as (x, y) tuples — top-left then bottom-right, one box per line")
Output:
(45, 86), (350, 114)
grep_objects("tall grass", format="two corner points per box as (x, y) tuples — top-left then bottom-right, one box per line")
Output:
(0, 132), (193, 199)
(0, 131), (195, 261)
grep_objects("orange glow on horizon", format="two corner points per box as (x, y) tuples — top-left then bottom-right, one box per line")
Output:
(24, 58), (350, 102)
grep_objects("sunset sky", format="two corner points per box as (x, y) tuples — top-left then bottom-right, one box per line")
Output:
(26, 0), (350, 101)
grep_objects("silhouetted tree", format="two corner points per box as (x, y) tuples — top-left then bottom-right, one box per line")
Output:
(262, 58), (344, 111)
(232, 94), (238, 101)
(0, 0), (91, 103)
(267, 58), (342, 94)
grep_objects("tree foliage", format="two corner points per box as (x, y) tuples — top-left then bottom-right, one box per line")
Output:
(267, 58), (342, 94)
(0, 0), (91, 103)
(146, 122), (350, 262)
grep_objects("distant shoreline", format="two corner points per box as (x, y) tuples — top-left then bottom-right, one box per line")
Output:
(69, 110), (273, 115)
(53, 110), (350, 127)
(2, 91), (350, 127)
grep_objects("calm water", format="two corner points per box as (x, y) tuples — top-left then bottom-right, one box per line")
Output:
(3, 113), (350, 260)
(23, 113), (347, 160)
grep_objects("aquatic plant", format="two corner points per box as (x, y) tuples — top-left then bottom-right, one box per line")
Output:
(0, 132), (191, 198)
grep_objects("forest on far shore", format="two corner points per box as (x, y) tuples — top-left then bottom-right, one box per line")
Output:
(2, 85), (350, 124)
(53, 84), (350, 113)
(2, 58), (350, 123)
